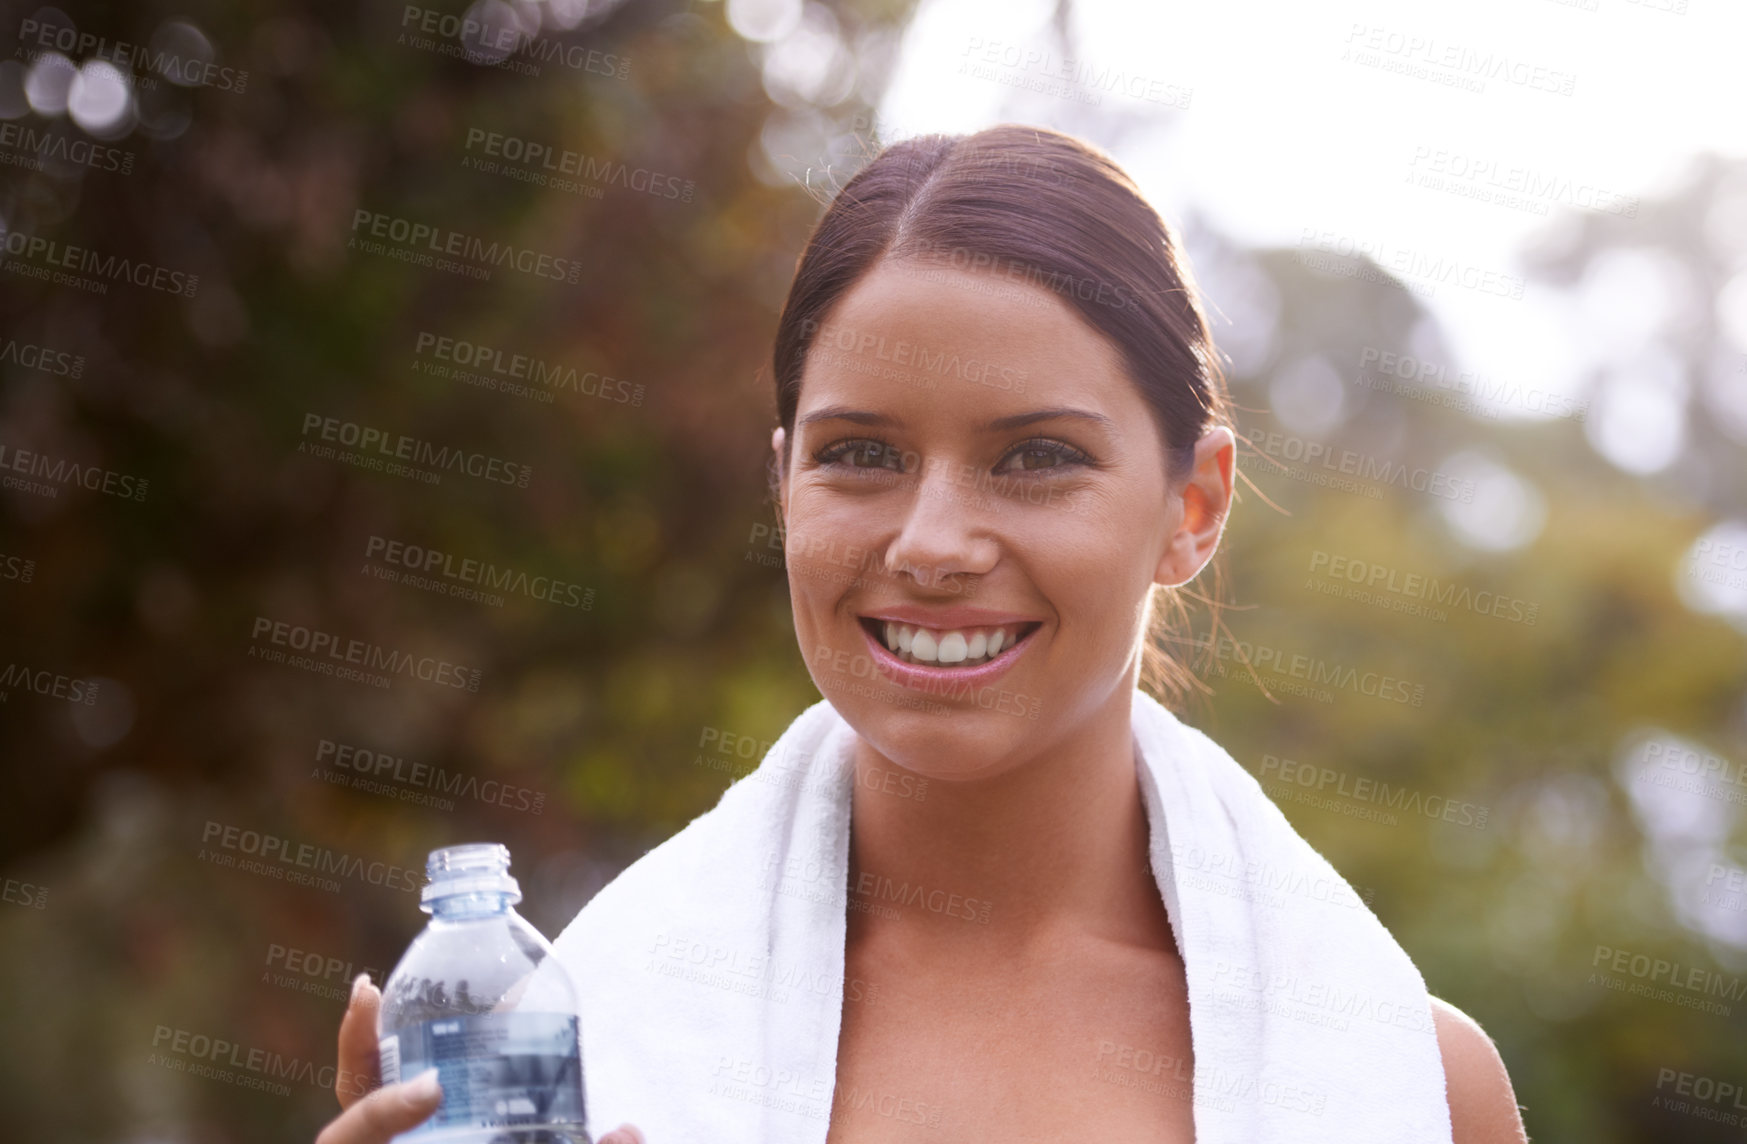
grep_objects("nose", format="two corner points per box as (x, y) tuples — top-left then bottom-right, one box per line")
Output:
(882, 457), (999, 587)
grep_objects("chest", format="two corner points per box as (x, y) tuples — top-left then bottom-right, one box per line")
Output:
(824, 937), (1196, 1144)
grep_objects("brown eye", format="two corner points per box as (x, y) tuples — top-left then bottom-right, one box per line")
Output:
(994, 438), (1090, 474)
(817, 438), (908, 472)
(850, 441), (901, 469)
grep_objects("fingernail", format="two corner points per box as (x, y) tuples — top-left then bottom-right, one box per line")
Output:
(405, 1067), (442, 1104)
(350, 973), (371, 1004)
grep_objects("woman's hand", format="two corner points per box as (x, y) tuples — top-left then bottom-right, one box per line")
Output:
(314, 974), (646, 1144)
(313, 974), (441, 1144)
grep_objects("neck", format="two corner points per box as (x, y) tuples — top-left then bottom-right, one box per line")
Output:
(845, 684), (1174, 957)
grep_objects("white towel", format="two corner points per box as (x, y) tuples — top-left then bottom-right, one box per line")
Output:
(546, 689), (1454, 1142)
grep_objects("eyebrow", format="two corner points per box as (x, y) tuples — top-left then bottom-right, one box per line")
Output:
(797, 404), (1116, 432)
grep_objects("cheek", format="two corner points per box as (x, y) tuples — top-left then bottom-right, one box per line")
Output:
(784, 496), (885, 586)
(1016, 501), (1151, 644)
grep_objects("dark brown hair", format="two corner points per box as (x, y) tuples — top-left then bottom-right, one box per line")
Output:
(768, 123), (1234, 709)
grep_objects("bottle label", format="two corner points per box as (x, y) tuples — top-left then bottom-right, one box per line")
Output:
(380, 1011), (585, 1131)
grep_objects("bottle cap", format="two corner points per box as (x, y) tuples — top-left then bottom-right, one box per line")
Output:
(421, 842), (522, 909)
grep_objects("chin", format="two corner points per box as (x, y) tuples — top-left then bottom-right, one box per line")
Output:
(838, 699), (1037, 785)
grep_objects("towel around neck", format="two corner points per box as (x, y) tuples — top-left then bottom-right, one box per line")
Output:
(548, 689), (1454, 1143)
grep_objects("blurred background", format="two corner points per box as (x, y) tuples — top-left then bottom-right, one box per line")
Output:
(2, 0), (1745, 1139)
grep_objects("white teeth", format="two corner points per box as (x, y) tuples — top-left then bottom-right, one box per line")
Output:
(870, 621), (1029, 667)
(911, 629), (938, 662)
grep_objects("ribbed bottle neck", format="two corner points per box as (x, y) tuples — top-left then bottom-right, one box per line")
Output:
(428, 891), (518, 919)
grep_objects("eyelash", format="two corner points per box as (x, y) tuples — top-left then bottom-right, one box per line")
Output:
(812, 436), (1094, 477)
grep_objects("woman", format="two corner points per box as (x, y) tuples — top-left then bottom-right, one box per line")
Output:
(316, 125), (1528, 1144)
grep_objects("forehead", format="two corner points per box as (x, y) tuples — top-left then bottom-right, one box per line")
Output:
(796, 259), (1139, 423)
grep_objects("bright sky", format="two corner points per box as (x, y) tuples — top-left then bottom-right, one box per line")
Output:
(869, 0), (1747, 444)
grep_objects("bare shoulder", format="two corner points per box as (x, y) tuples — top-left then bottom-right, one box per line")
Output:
(1430, 995), (1530, 1144)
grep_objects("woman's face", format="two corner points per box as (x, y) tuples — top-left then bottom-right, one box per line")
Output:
(773, 258), (1228, 782)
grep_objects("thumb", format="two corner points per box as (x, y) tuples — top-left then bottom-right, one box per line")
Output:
(597, 1124), (646, 1144)
(355, 1069), (444, 1138)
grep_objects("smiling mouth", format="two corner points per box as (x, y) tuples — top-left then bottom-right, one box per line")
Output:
(857, 617), (1043, 667)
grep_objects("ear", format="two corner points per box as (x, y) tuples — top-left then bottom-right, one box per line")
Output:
(1154, 425), (1235, 588)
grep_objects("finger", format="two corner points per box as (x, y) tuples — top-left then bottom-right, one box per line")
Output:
(315, 1070), (442, 1144)
(597, 1125), (646, 1144)
(335, 973), (383, 1110)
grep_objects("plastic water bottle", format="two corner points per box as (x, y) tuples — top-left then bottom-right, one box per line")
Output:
(378, 842), (590, 1144)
